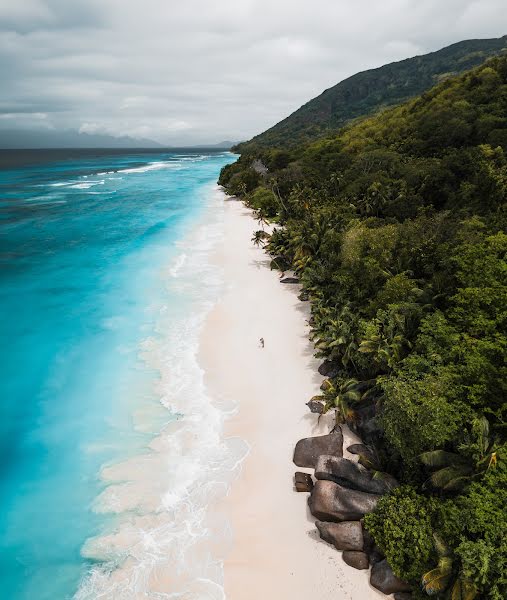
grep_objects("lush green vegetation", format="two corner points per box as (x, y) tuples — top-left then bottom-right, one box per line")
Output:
(220, 56), (507, 599)
(236, 36), (507, 152)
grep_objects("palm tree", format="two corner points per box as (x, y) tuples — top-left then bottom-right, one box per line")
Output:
(312, 378), (373, 425)
(330, 378), (362, 424)
(422, 534), (478, 599)
(251, 230), (270, 248)
(420, 450), (475, 492)
(311, 303), (359, 368)
(269, 180), (289, 216)
(254, 207), (269, 230)
(358, 311), (409, 371)
(420, 417), (499, 492)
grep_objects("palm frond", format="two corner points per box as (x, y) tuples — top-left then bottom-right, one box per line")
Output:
(322, 400), (333, 414)
(442, 474), (474, 492)
(473, 416), (490, 452)
(342, 378), (359, 389)
(320, 379), (335, 392)
(358, 340), (377, 353)
(342, 390), (362, 403)
(420, 450), (469, 468)
(421, 567), (452, 594)
(429, 466), (472, 490)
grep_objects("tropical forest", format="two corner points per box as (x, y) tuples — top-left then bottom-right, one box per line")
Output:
(219, 54), (507, 599)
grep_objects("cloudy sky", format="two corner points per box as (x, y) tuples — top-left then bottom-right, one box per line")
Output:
(1, 0), (507, 145)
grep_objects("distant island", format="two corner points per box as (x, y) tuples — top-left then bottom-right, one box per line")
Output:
(0, 128), (163, 149)
(0, 129), (239, 150)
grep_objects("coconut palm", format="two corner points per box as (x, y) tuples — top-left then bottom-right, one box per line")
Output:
(251, 230), (271, 248)
(254, 207), (269, 230)
(269, 180), (289, 216)
(311, 378), (373, 425)
(311, 304), (359, 368)
(420, 417), (499, 492)
(358, 310), (409, 370)
(330, 378), (362, 424)
(420, 450), (475, 492)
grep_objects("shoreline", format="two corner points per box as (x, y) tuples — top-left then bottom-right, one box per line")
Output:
(75, 184), (243, 599)
(199, 196), (384, 599)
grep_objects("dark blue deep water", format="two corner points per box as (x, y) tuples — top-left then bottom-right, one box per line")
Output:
(0, 150), (232, 599)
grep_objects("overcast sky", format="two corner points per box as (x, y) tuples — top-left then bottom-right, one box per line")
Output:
(1, 0), (506, 145)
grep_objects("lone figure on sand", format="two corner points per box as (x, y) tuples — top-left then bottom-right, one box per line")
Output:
(259, 337), (264, 348)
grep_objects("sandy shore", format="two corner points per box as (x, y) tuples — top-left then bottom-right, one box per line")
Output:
(199, 197), (384, 600)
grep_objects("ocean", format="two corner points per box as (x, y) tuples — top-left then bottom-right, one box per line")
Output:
(0, 149), (243, 599)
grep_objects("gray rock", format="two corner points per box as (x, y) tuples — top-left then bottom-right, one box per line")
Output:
(318, 360), (340, 378)
(361, 525), (375, 555)
(315, 521), (364, 551)
(342, 551), (369, 570)
(308, 480), (380, 522)
(306, 399), (325, 414)
(280, 277), (299, 284)
(349, 407), (378, 443)
(293, 431), (343, 468)
(394, 594), (413, 600)
(370, 560), (412, 595)
(368, 546), (385, 566)
(294, 472), (313, 492)
(315, 455), (397, 495)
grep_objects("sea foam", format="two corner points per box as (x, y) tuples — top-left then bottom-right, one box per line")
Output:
(75, 187), (247, 600)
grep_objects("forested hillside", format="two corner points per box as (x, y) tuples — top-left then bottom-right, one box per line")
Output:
(237, 35), (507, 151)
(220, 56), (507, 599)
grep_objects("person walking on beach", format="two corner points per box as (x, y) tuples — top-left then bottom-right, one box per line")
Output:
(259, 337), (264, 348)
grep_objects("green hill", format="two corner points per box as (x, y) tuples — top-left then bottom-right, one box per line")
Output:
(237, 35), (507, 151)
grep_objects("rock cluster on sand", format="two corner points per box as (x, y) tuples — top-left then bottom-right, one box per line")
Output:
(315, 521), (363, 551)
(293, 431), (411, 597)
(314, 455), (398, 495)
(317, 360), (340, 379)
(293, 431), (343, 468)
(309, 480), (380, 521)
(342, 551), (369, 570)
(306, 399), (325, 414)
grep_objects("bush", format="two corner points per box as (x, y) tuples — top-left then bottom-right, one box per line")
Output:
(364, 486), (436, 583)
(247, 187), (279, 218)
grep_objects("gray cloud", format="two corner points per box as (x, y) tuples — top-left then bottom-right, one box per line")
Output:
(1, 0), (506, 144)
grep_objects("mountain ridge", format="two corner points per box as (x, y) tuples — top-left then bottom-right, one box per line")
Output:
(236, 34), (507, 151)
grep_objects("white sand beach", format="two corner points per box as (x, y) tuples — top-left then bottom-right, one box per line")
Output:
(200, 196), (385, 600)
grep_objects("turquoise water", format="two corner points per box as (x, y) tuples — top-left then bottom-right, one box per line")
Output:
(0, 150), (232, 599)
